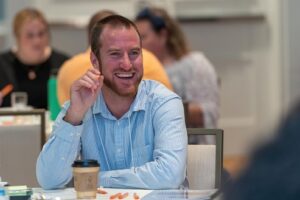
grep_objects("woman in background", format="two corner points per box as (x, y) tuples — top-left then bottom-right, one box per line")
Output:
(0, 8), (69, 108)
(135, 7), (219, 128)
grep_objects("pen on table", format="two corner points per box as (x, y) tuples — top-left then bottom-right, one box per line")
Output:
(0, 84), (13, 97)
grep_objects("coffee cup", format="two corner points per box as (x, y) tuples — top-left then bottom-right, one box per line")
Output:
(72, 159), (100, 199)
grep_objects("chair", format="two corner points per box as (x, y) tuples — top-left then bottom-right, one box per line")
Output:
(187, 128), (223, 190)
(0, 109), (46, 187)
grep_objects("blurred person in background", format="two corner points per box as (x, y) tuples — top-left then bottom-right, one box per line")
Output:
(224, 101), (300, 200)
(57, 10), (172, 105)
(135, 7), (219, 128)
(0, 8), (69, 108)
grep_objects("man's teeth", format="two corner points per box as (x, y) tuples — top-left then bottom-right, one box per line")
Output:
(116, 73), (134, 78)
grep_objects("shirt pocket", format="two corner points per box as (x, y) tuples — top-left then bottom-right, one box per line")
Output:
(132, 144), (152, 167)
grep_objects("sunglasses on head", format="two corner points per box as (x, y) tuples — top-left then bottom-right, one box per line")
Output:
(136, 8), (166, 32)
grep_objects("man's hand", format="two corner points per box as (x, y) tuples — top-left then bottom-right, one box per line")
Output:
(64, 68), (104, 125)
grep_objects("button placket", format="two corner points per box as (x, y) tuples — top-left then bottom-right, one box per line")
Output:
(114, 119), (125, 168)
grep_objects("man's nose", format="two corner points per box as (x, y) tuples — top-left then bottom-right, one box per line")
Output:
(120, 54), (132, 70)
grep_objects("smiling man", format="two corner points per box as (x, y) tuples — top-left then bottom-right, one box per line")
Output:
(36, 15), (187, 190)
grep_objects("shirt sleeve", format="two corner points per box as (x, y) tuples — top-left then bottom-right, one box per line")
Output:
(36, 103), (83, 189)
(100, 97), (187, 189)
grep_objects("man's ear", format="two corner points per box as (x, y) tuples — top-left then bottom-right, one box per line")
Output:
(90, 51), (100, 70)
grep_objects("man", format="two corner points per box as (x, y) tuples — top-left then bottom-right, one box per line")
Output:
(57, 10), (173, 105)
(36, 15), (187, 189)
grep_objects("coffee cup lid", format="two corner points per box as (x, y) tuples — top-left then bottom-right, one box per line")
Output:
(72, 159), (100, 167)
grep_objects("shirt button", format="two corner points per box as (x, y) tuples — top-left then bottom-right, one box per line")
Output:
(117, 149), (121, 153)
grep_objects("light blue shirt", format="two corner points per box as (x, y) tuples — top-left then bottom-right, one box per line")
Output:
(36, 80), (187, 190)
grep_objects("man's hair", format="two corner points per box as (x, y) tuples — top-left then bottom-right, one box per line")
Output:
(90, 15), (141, 58)
(136, 7), (189, 60)
(87, 10), (116, 44)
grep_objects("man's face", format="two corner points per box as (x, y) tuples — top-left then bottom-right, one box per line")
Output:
(95, 25), (143, 97)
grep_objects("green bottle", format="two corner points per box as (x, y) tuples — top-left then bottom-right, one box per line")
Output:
(48, 69), (60, 121)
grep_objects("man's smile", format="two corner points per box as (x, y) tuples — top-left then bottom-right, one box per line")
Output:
(115, 72), (135, 79)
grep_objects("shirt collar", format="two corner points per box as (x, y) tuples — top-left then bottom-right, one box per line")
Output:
(92, 81), (147, 118)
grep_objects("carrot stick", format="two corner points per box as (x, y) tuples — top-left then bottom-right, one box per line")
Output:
(110, 192), (121, 199)
(133, 192), (140, 200)
(118, 192), (129, 199)
(0, 84), (13, 97)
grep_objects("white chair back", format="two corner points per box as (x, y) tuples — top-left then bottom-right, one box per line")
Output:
(187, 128), (223, 190)
(188, 145), (216, 189)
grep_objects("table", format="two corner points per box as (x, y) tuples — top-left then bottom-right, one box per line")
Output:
(31, 187), (220, 200)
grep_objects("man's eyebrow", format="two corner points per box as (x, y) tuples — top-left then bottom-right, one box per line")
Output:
(107, 47), (141, 52)
(131, 47), (141, 51)
(107, 48), (120, 53)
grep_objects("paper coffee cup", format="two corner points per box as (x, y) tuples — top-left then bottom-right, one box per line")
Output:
(72, 159), (100, 199)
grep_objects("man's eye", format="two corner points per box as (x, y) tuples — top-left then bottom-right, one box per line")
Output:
(131, 51), (139, 56)
(129, 52), (139, 59)
(130, 50), (140, 56)
(110, 52), (120, 57)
